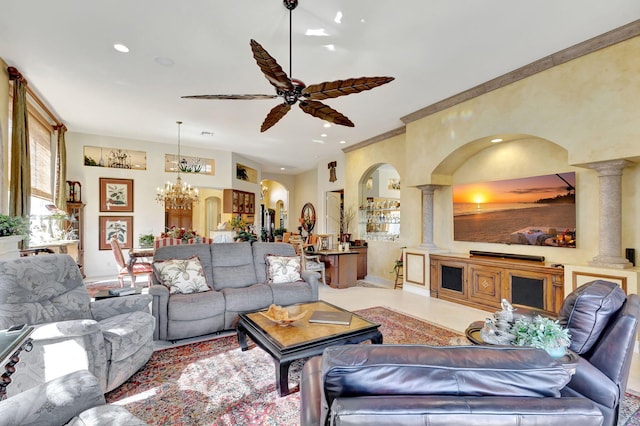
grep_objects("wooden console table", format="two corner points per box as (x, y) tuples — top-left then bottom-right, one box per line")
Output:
(0, 326), (34, 400)
(430, 253), (564, 314)
(318, 250), (359, 288)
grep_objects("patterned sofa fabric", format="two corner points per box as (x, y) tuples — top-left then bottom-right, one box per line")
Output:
(150, 242), (319, 340)
(0, 370), (147, 426)
(0, 254), (155, 396)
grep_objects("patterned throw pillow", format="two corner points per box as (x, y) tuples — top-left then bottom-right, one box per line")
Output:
(265, 255), (302, 284)
(153, 256), (211, 294)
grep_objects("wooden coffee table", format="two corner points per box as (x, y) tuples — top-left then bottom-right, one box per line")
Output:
(237, 300), (382, 396)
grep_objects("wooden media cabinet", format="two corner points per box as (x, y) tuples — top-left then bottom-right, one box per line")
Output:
(430, 253), (565, 314)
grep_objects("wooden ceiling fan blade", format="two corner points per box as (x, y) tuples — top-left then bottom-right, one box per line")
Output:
(250, 39), (294, 92)
(181, 94), (277, 100)
(302, 76), (395, 101)
(299, 100), (354, 127)
(261, 103), (292, 132)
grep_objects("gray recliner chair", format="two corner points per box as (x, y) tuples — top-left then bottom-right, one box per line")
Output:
(0, 370), (147, 426)
(0, 254), (156, 396)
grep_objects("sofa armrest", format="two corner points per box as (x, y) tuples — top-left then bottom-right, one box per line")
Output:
(0, 370), (105, 426)
(301, 356), (324, 426)
(300, 271), (319, 299)
(149, 285), (170, 340)
(90, 293), (152, 322)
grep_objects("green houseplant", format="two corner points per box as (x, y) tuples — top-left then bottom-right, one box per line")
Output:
(0, 214), (29, 237)
(138, 233), (155, 248)
(511, 315), (571, 357)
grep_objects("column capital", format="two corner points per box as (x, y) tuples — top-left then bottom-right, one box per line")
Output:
(416, 184), (445, 194)
(582, 159), (634, 176)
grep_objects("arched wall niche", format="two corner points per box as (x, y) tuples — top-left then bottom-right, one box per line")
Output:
(429, 134), (594, 266)
(358, 163), (401, 242)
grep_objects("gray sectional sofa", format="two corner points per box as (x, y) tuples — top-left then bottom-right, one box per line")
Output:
(150, 242), (319, 341)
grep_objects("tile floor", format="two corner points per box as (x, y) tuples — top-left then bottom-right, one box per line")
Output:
(318, 283), (640, 394)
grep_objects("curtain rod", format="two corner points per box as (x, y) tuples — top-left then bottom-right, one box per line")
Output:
(8, 66), (63, 128)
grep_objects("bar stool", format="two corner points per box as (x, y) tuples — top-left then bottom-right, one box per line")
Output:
(393, 250), (404, 289)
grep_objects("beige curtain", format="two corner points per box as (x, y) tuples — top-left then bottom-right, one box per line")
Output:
(8, 67), (30, 218)
(54, 124), (67, 211)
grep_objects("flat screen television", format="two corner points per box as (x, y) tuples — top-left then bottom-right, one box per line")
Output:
(453, 172), (576, 248)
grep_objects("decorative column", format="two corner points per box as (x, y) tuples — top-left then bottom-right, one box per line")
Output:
(416, 184), (444, 250)
(586, 159), (633, 269)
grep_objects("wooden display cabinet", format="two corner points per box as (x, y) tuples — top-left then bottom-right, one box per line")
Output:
(430, 253), (564, 314)
(223, 189), (255, 214)
(65, 202), (85, 277)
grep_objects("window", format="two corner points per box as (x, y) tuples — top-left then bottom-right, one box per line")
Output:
(8, 88), (55, 216)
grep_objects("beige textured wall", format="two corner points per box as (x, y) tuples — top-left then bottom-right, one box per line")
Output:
(345, 36), (640, 282)
(344, 131), (413, 281)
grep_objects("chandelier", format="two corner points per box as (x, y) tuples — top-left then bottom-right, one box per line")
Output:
(156, 121), (200, 210)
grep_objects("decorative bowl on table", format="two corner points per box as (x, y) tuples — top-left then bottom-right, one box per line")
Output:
(259, 304), (307, 326)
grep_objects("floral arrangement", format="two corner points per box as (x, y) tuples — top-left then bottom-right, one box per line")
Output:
(161, 226), (199, 242)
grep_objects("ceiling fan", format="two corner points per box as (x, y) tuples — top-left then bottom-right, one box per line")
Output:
(182, 0), (394, 132)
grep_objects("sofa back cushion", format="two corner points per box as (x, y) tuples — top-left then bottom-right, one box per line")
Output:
(210, 242), (257, 290)
(321, 345), (570, 414)
(154, 244), (214, 286)
(558, 279), (626, 354)
(252, 242), (297, 283)
(0, 254), (91, 328)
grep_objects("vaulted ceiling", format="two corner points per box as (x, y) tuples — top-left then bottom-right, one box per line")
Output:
(1, 1), (638, 174)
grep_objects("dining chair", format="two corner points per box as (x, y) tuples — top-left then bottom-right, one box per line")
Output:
(110, 236), (153, 287)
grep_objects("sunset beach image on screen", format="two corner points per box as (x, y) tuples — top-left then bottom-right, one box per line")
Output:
(452, 172), (576, 248)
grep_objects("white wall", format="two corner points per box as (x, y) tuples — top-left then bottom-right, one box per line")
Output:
(66, 131), (236, 279)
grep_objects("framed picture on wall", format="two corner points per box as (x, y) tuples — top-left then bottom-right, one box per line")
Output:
(100, 178), (133, 212)
(99, 216), (133, 250)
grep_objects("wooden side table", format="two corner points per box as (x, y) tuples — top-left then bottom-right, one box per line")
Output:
(0, 326), (34, 400)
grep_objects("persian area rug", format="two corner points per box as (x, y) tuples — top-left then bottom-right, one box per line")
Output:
(105, 306), (640, 426)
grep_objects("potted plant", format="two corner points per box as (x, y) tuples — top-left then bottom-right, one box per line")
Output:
(273, 227), (287, 242)
(340, 205), (356, 242)
(510, 315), (571, 358)
(0, 214), (29, 260)
(138, 233), (155, 248)
(0, 214), (29, 237)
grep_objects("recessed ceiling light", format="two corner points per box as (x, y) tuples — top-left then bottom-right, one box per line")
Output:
(321, 133), (327, 137)
(324, 44), (336, 51)
(339, 140), (346, 144)
(334, 11), (343, 24)
(305, 28), (328, 36)
(491, 138), (503, 143)
(323, 123), (331, 128)
(280, 167), (285, 171)
(113, 43), (130, 53)
(312, 139), (325, 144)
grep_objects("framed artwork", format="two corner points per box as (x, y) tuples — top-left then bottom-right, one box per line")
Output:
(100, 178), (134, 212)
(84, 146), (147, 170)
(99, 216), (133, 250)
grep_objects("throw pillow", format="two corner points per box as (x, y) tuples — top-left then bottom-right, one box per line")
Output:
(153, 256), (211, 294)
(265, 255), (302, 284)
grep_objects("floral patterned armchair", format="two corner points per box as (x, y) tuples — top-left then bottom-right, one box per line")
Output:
(0, 254), (155, 396)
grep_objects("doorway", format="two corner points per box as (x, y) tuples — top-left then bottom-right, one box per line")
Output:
(205, 196), (222, 236)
